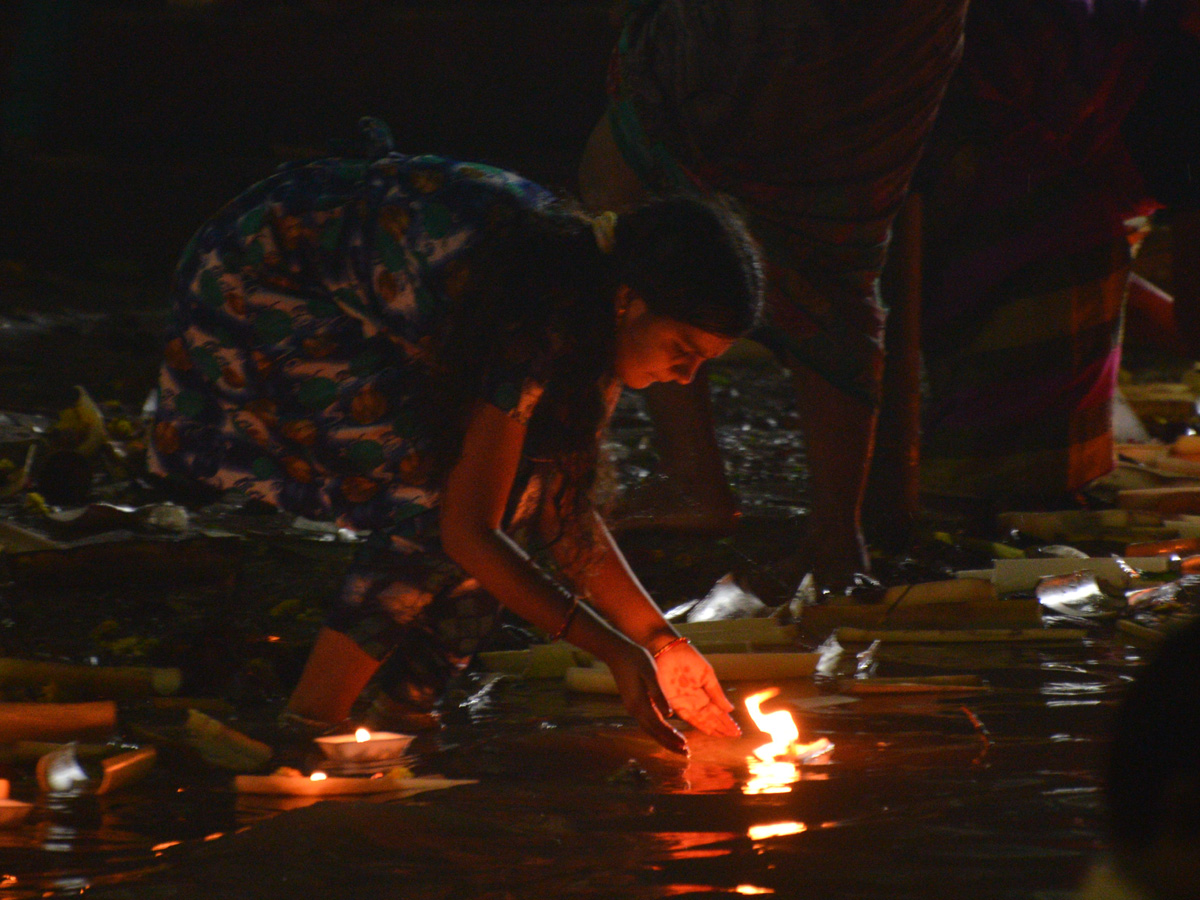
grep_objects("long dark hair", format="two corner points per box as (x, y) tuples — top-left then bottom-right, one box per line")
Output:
(425, 192), (763, 559)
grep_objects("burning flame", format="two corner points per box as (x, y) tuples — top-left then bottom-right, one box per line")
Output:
(742, 689), (833, 795)
(745, 689), (799, 761)
(310, 772), (327, 782)
(355, 727), (371, 743)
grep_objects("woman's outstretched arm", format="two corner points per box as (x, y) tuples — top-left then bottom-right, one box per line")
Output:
(545, 504), (740, 740)
(439, 401), (688, 754)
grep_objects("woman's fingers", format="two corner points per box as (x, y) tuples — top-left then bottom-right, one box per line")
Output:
(636, 701), (689, 755)
(705, 677), (736, 714)
(674, 699), (741, 738)
(610, 649), (689, 755)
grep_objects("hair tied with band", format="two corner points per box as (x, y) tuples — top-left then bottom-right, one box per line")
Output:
(591, 211), (618, 254)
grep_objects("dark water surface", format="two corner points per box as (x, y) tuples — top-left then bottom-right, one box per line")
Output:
(0, 633), (1141, 900)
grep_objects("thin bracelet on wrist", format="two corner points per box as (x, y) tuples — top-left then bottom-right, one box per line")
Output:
(651, 635), (690, 659)
(550, 595), (582, 642)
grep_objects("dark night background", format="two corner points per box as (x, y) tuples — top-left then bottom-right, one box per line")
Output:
(0, 1), (617, 413)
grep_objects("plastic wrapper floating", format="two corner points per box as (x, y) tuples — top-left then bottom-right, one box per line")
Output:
(955, 556), (1175, 593)
(35, 742), (156, 795)
(1035, 571), (1125, 620)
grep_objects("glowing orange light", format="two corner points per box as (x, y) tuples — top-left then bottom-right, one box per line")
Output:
(747, 821), (807, 841)
(734, 885), (775, 895)
(742, 688), (833, 794)
(744, 688), (833, 763)
(745, 689), (800, 761)
(151, 841), (180, 853)
(744, 760), (798, 795)
(354, 727), (371, 743)
(310, 771), (328, 782)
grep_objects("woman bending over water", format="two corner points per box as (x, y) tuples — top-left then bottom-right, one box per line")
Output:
(150, 119), (763, 754)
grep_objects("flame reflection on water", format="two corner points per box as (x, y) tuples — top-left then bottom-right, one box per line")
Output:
(744, 759), (800, 795)
(747, 821), (806, 840)
(652, 831), (738, 859)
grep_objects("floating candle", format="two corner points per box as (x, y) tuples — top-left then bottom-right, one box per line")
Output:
(314, 728), (414, 764)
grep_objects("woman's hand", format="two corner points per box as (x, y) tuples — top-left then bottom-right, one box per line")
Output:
(605, 640), (689, 755)
(654, 641), (741, 738)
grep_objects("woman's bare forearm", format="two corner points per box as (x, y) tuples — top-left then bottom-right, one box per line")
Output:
(441, 520), (631, 660)
(549, 512), (679, 652)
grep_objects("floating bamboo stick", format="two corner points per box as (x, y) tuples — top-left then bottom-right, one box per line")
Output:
(839, 675), (988, 694)
(0, 701), (117, 742)
(876, 578), (997, 606)
(1124, 536), (1200, 557)
(956, 557), (1174, 593)
(998, 509), (1171, 543)
(834, 627), (1087, 644)
(1118, 486), (1200, 517)
(4, 535), (243, 588)
(96, 746), (157, 795)
(0, 741), (112, 764)
(476, 643), (593, 678)
(800, 596), (1039, 633)
(675, 619), (800, 648)
(234, 770), (474, 797)
(0, 658), (181, 700)
(0, 520), (62, 553)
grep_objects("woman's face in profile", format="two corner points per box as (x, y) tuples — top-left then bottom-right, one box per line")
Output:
(612, 289), (734, 390)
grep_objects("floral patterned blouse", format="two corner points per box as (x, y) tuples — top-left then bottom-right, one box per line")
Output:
(150, 124), (555, 537)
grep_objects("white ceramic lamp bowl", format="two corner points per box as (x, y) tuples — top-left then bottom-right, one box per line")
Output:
(314, 730), (414, 764)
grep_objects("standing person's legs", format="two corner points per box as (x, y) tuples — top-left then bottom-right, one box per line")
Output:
(580, 109), (882, 579)
(865, 193), (925, 549)
(287, 628), (383, 730)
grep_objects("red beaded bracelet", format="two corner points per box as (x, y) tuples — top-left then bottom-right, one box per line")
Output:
(651, 635), (690, 659)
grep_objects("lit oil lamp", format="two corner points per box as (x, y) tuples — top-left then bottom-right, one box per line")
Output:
(742, 688), (833, 795)
(313, 727), (414, 766)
